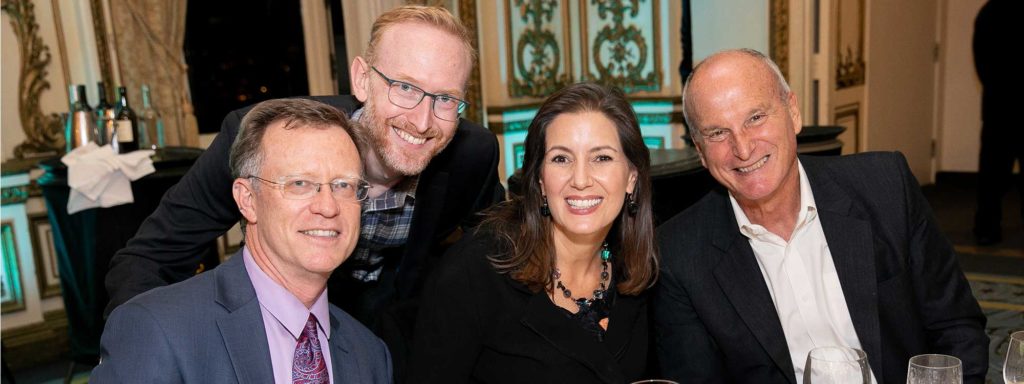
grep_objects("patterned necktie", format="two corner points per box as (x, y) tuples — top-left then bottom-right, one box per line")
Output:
(292, 314), (329, 384)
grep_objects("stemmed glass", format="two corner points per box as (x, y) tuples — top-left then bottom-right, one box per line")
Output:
(803, 346), (872, 384)
(906, 354), (961, 384)
(1006, 331), (1024, 384)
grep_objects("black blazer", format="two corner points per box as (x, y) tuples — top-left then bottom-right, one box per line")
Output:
(409, 231), (650, 383)
(105, 95), (502, 315)
(654, 152), (988, 384)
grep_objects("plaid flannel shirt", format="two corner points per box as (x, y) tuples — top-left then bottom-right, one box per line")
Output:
(346, 176), (418, 282)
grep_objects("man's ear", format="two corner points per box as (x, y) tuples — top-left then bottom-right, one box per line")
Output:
(233, 178), (258, 225)
(350, 56), (371, 103)
(693, 141), (708, 168)
(787, 91), (803, 135)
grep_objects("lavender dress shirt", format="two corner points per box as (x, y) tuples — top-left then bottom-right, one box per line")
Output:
(243, 247), (334, 384)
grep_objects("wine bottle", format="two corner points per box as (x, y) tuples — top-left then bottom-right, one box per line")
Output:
(65, 84), (98, 152)
(64, 84), (77, 152)
(95, 82), (116, 145)
(139, 85), (162, 149)
(113, 86), (139, 153)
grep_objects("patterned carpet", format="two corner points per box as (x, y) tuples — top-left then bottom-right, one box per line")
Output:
(965, 266), (1024, 383)
(921, 176), (1023, 383)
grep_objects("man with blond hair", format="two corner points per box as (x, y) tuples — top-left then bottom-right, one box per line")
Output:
(105, 6), (501, 370)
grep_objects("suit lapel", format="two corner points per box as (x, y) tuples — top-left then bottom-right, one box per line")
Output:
(396, 171), (449, 298)
(707, 190), (797, 384)
(328, 310), (358, 384)
(213, 254), (274, 384)
(803, 158), (882, 375)
(604, 293), (645, 359)
(520, 292), (629, 384)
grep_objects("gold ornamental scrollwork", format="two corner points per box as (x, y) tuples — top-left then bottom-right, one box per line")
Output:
(2, 0), (66, 159)
(508, 0), (570, 98)
(457, 0), (483, 125)
(836, 46), (866, 88)
(770, 0), (789, 80)
(587, 0), (660, 93)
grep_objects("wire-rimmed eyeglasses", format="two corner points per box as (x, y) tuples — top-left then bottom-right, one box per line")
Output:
(370, 66), (468, 122)
(247, 175), (370, 201)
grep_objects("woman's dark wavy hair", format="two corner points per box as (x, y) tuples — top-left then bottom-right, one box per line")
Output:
(481, 82), (658, 295)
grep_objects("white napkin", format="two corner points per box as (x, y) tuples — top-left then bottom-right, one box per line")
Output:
(61, 143), (156, 214)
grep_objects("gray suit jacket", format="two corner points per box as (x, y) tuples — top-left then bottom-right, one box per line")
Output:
(654, 152), (988, 384)
(92, 250), (392, 383)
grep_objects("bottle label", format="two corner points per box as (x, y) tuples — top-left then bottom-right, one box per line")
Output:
(116, 119), (134, 142)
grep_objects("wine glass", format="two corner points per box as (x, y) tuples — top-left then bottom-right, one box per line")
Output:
(1006, 330), (1024, 384)
(906, 354), (961, 384)
(803, 346), (872, 384)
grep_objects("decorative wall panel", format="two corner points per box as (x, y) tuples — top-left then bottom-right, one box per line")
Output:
(835, 0), (866, 89)
(834, 102), (860, 154)
(581, 0), (661, 93)
(496, 99), (675, 177)
(1, 0), (66, 159)
(505, 0), (572, 97)
(1, 184), (29, 206)
(770, 0), (789, 79)
(1, 220), (25, 313)
(28, 214), (59, 298)
(456, 0), (483, 125)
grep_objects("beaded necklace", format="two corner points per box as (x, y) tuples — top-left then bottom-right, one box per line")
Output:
(552, 243), (611, 311)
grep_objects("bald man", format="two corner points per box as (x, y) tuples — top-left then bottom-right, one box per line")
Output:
(654, 49), (988, 384)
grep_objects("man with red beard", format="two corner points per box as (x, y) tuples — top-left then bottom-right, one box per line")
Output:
(104, 5), (501, 374)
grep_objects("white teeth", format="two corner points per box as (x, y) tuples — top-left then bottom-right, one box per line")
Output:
(395, 129), (427, 145)
(566, 198), (602, 209)
(738, 155), (769, 173)
(301, 229), (338, 237)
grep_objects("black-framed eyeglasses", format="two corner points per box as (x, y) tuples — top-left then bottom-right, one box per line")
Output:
(247, 175), (370, 201)
(370, 66), (468, 122)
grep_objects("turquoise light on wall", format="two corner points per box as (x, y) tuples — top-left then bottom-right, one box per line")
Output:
(1, 221), (24, 313)
(502, 99), (675, 176)
(2, 172), (32, 314)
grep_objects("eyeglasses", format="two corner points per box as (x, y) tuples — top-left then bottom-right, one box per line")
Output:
(247, 175), (370, 201)
(369, 66), (468, 122)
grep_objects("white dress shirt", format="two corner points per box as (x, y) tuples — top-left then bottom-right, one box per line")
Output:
(729, 161), (876, 383)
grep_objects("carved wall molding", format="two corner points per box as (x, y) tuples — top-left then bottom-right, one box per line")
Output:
(582, 0), (661, 93)
(1, 220), (26, 313)
(0, 185), (29, 206)
(836, 46), (866, 89)
(770, 0), (789, 80)
(2, 0), (66, 159)
(0, 309), (70, 369)
(505, 0), (571, 98)
(457, 0), (483, 124)
(89, 0), (114, 95)
(835, 0), (866, 89)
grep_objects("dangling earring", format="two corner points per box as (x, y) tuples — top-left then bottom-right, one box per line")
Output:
(541, 196), (551, 217)
(626, 192), (639, 216)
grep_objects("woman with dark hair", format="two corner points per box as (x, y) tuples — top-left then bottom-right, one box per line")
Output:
(408, 82), (658, 383)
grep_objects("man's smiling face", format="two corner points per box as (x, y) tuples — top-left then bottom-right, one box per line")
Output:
(688, 52), (803, 208)
(352, 21), (472, 176)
